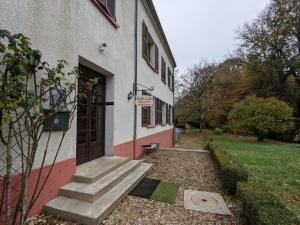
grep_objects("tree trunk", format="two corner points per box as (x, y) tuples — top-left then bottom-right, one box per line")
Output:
(5, 123), (12, 225)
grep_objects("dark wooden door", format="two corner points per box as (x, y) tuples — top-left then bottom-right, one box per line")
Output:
(77, 66), (106, 165)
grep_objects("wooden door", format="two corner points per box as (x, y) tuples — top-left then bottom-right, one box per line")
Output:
(76, 66), (106, 165)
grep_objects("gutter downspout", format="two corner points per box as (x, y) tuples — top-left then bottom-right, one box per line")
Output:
(133, 0), (138, 159)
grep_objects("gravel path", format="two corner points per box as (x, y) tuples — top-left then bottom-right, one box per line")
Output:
(32, 133), (242, 225)
(103, 133), (242, 225)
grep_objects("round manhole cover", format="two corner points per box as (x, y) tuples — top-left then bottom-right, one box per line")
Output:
(191, 193), (219, 207)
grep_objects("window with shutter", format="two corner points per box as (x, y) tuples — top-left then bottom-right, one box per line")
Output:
(168, 68), (172, 88)
(142, 106), (150, 127)
(142, 22), (149, 61)
(166, 104), (169, 124)
(97, 0), (116, 18)
(155, 98), (163, 125)
(161, 57), (166, 84)
(155, 45), (159, 72)
(142, 22), (159, 73)
(172, 73), (174, 91)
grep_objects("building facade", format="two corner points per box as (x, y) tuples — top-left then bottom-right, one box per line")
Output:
(0, 0), (176, 218)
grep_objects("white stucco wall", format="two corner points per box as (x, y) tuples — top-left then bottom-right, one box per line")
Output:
(136, 1), (174, 139)
(0, 0), (175, 170)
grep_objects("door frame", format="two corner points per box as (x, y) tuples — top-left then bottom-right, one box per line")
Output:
(76, 64), (106, 165)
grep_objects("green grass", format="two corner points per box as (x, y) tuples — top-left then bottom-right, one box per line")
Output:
(203, 134), (300, 217)
(150, 181), (179, 204)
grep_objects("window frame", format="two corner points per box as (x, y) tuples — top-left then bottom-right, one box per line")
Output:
(142, 22), (159, 73)
(91, 0), (118, 28)
(161, 57), (166, 84)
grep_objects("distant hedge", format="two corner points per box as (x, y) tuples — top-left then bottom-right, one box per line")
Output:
(238, 182), (300, 225)
(207, 143), (248, 194)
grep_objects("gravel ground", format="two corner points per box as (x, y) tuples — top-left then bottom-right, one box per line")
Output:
(103, 150), (241, 225)
(31, 133), (242, 225)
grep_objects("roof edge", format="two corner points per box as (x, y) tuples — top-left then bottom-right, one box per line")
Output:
(142, 0), (177, 67)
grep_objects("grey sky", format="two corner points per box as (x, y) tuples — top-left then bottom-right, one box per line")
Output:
(152, 0), (270, 72)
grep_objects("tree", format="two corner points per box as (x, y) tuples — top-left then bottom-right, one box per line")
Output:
(228, 96), (293, 141)
(175, 60), (216, 129)
(237, 0), (300, 110)
(0, 30), (96, 225)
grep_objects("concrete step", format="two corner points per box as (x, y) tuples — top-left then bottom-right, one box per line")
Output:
(60, 160), (142, 202)
(44, 163), (152, 225)
(73, 156), (129, 184)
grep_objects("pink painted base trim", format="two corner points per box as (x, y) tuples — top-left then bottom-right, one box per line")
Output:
(0, 158), (76, 224)
(114, 128), (174, 159)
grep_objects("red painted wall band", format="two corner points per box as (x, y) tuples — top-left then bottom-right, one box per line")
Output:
(114, 128), (174, 159)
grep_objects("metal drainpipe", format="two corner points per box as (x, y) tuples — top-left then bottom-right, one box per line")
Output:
(133, 0), (138, 160)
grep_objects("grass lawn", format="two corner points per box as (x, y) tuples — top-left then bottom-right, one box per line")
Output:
(202, 133), (300, 217)
(150, 181), (179, 204)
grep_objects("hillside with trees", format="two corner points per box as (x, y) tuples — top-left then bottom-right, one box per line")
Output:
(175, 0), (300, 142)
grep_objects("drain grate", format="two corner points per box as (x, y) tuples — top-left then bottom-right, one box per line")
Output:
(129, 178), (161, 199)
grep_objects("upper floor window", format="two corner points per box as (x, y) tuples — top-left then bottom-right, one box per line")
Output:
(161, 57), (166, 84)
(98, 0), (116, 19)
(168, 67), (174, 91)
(142, 22), (159, 73)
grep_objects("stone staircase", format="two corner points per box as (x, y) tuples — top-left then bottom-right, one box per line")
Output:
(44, 156), (152, 225)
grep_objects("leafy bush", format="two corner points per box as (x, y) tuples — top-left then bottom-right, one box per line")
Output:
(214, 128), (223, 135)
(238, 182), (300, 225)
(228, 96), (293, 141)
(208, 143), (248, 194)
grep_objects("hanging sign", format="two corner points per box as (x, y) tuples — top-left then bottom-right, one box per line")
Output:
(135, 95), (153, 107)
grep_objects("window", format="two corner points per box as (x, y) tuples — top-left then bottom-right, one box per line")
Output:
(162, 102), (166, 125)
(142, 22), (159, 73)
(97, 0), (116, 19)
(141, 92), (155, 127)
(161, 57), (166, 84)
(166, 104), (170, 124)
(168, 68), (172, 89)
(155, 98), (163, 125)
(169, 105), (173, 124)
(142, 106), (150, 127)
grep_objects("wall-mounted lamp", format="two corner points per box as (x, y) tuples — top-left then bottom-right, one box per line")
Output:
(128, 91), (134, 101)
(29, 50), (42, 69)
(99, 43), (108, 53)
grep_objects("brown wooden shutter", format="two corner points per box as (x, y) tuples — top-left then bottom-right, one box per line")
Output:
(160, 101), (163, 124)
(155, 98), (159, 125)
(172, 73), (174, 91)
(142, 22), (149, 61)
(166, 104), (169, 124)
(161, 58), (166, 83)
(155, 45), (159, 72)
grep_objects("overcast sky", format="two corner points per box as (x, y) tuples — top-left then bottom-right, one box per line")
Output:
(152, 0), (270, 73)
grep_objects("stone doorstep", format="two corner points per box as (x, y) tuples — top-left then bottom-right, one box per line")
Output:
(73, 156), (129, 184)
(44, 163), (153, 225)
(59, 160), (142, 202)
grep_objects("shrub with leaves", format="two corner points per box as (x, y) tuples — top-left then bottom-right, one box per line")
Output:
(0, 30), (96, 225)
(208, 143), (248, 194)
(228, 96), (293, 141)
(237, 182), (300, 225)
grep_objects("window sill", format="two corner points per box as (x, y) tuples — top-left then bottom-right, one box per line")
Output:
(147, 124), (156, 128)
(161, 123), (167, 126)
(144, 57), (158, 74)
(91, 0), (119, 29)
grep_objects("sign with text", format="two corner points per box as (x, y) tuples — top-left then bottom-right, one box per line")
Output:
(135, 95), (154, 107)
